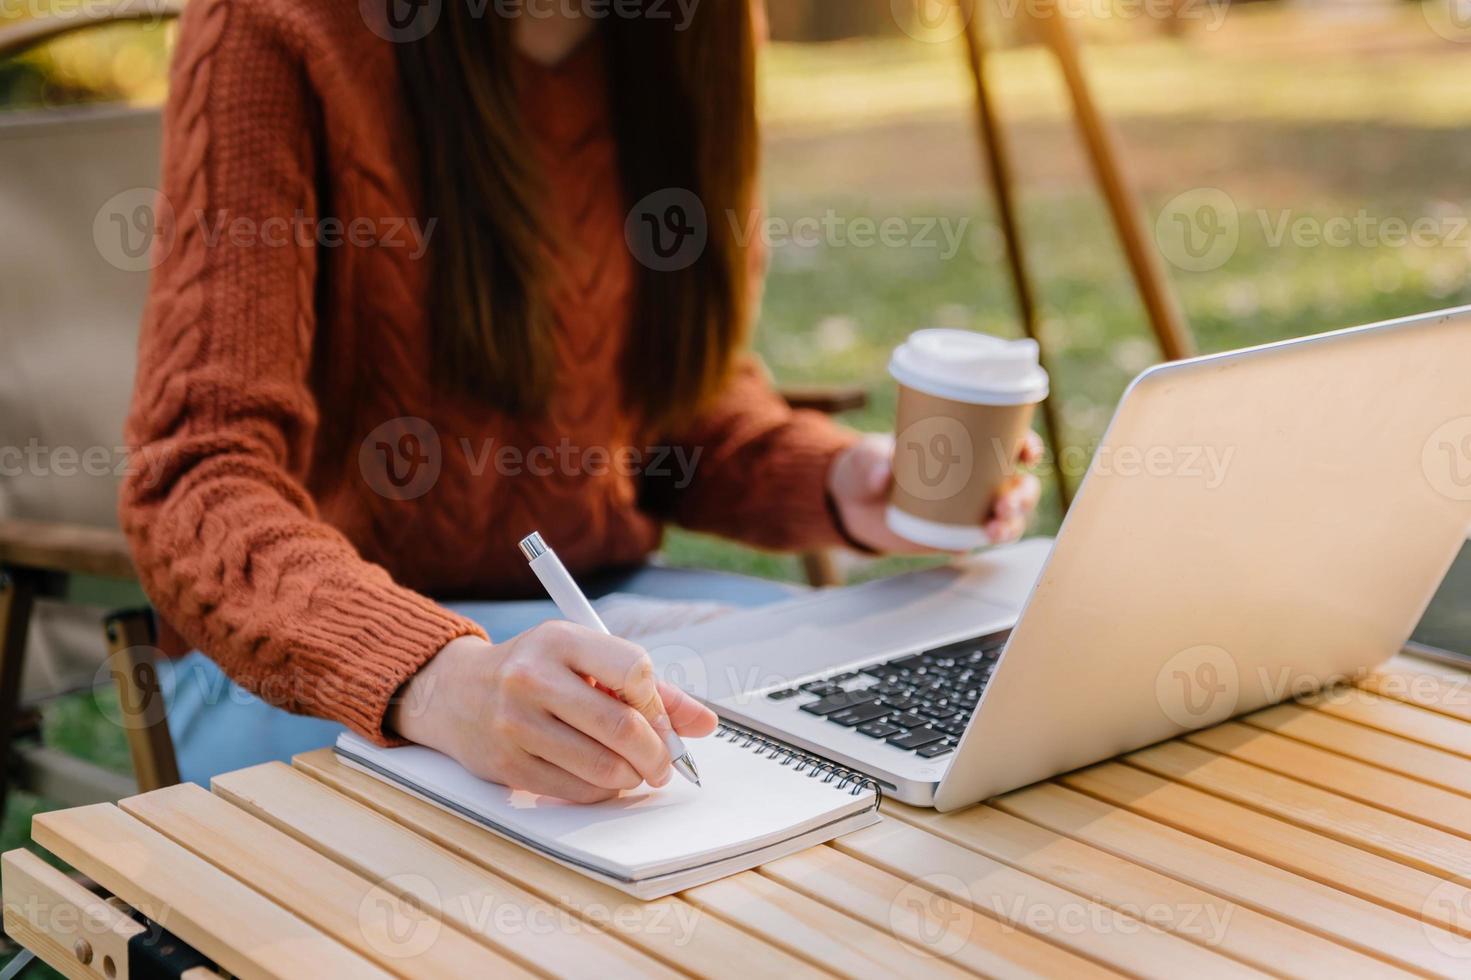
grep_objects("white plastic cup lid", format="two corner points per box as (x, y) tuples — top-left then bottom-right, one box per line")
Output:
(888, 328), (1049, 405)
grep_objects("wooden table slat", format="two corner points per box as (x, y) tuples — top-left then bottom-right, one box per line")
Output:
(681, 870), (975, 979)
(758, 843), (1124, 980)
(212, 763), (678, 979)
(1313, 688), (1471, 758)
(119, 782), (530, 979)
(1242, 701), (1471, 797)
(292, 748), (826, 980)
(31, 803), (389, 980)
(886, 796), (1409, 977)
(1186, 720), (1471, 838)
(1363, 655), (1471, 722)
(833, 819), (1264, 979)
(994, 781), (1471, 976)
(1061, 761), (1471, 936)
(1126, 740), (1471, 884)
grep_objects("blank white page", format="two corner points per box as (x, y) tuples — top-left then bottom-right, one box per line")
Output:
(335, 726), (877, 882)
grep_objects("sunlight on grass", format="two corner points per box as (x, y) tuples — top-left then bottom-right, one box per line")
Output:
(762, 5), (1471, 133)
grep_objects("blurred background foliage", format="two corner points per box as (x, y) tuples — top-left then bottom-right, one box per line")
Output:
(3, 0), (1471, 889)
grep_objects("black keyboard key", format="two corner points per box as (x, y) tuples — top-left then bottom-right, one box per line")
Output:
(888, 712), (929, 730)
(830, 671), (858, 683)
(888, 728), (945, 750)
(884, 654), (925, 671)
(766, 688), (800, 700)
(917, 743), (955, 759)
(799, 681), (843, 697)
(858, 721), (903, 739)
(800, 689), (879, 716)
(829, 703), (891, 726)
(922, 706), (960, 722)
(884, 696), (921, 712)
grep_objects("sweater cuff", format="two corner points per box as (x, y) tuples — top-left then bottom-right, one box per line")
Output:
(767, 417), (862, 551)
(289, 585), (486, 746)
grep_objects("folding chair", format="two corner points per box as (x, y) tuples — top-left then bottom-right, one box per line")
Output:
(0, 3), (189, 818)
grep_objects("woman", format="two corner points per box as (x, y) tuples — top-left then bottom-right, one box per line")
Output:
(122, 0), (1041, 798)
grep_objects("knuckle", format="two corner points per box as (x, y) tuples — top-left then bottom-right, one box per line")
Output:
(531, 619), (576, 648)
(488, 714), (519, 743)
(606, 706), (642, 750)
(499, 657), (542, 695)
(589, 749), (629, 786)
(623, 653), (655, 693)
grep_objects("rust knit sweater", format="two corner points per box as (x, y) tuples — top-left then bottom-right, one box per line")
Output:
(121, 0), (857, 742)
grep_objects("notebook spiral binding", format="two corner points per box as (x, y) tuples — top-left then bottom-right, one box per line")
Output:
(714, 721), (883, 804)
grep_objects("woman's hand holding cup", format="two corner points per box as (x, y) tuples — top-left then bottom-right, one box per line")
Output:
(828, 431), (1044, 554)
(828, 328), (1051, 555)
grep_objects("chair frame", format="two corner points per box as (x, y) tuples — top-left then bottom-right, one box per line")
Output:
(0, 523), (178, 817)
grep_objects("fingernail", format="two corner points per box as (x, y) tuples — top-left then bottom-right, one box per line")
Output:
(655, 713), (670, 732)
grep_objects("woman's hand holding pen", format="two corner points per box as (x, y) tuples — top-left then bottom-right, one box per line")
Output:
(389, 624), (718, 804)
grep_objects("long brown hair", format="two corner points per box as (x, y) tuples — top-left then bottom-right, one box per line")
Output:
(394, 1), (759, 432)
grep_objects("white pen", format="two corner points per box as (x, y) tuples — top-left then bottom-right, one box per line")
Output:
(518, 531), (702, 787)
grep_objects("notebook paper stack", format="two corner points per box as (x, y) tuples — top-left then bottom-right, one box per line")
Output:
(335, 723), (881, 899)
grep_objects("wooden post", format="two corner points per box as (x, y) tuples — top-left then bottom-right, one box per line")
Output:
(103, 610), (179, 792)
(801, 550), (841, 589)
(1030, 0), (1196, 362)
(0, 569), (37, 821)
(958, 0), (1075, 509)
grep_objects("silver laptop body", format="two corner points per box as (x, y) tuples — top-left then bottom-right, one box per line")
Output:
(646, 307), (1471, 809)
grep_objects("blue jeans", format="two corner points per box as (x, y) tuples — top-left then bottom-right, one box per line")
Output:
(162, 565), (800, 785)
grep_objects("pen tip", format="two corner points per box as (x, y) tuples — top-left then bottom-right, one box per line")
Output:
(672, 755), (701, 787)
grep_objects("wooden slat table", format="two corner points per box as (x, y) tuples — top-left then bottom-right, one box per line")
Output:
(7, 653), (1471, 978)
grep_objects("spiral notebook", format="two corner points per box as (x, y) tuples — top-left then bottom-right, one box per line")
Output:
(334, 723), (882, 899)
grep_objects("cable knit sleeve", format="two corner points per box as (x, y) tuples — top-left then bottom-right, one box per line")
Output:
(658, 356), (860, 551)
(119, 0), (484, 743)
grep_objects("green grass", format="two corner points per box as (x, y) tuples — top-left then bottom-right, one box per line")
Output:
(8, 13), (1471, 945)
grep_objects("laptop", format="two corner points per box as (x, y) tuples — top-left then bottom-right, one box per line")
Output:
(644, 306), (1471, 809)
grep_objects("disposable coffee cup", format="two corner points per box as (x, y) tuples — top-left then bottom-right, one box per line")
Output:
(886, 329), (1048, 550)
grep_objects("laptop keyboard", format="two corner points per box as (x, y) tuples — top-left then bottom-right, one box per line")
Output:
(765, 633), (1006, 760)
